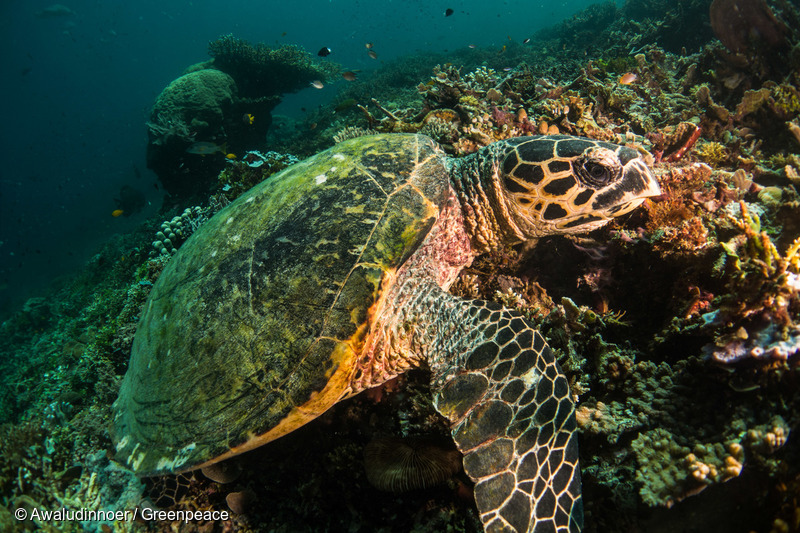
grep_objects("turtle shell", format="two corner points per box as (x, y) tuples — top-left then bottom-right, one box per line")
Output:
(113, 134), (449, 475)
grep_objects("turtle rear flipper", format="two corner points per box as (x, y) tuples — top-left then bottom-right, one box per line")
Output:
(423, 293), (582, 533)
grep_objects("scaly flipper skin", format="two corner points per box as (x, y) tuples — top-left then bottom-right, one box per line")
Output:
(400, 281), (582, 533)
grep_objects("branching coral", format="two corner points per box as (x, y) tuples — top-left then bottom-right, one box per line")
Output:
(333, 126), (378, 144)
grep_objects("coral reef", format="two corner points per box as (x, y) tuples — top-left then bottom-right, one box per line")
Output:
(151, 207), (206, 257)
(332, 126), (378, 144)
(217, 150), (298, 200)
(208, 34), (338, 97)
(147, 35), (335, 199)
(3, 0), (800, 531)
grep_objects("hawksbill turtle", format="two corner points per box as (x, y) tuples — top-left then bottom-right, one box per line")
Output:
(113, 133), (660, 532)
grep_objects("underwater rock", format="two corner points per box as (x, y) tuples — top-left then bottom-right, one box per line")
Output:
(225, 489), (256, 514)
(709, 0), (789, 56)
(202, 460), (242, 484)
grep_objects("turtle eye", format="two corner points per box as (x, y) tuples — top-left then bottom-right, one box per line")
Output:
(585, 162), (610, 183)
(573, 149), (623, 188)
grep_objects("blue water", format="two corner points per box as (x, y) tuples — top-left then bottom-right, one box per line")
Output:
(0, 0), (606, 317)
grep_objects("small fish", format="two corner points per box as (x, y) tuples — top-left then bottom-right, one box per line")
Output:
(310, 80), (324, 89)
(342, 71), (358, 81)
(365, 42), (374, 49)
(468, 44), (476, 49)
(318, 47), (332, 57)
(309, 122), (317, 130)
(523, 38), (530, 44)
(618, 72), (638, 85)
(186, 141), (225, 155)
(367, 50), (378, 59)
(281, 31), (287, 37)
(445, 8), (454, 16)
(242, 113), (254, 125)
(334, 98), (357, 112)
(225, 153), (237, 160)
(499, 45), (506, 53)
(503, 67), (512, 71)
(111, 209), (124, 217)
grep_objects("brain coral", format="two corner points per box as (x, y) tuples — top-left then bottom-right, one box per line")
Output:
(149, 69), (237, 139)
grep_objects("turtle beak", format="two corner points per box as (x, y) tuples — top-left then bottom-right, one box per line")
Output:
(591, 158), (660, 216)
(627, 158), (661, 200)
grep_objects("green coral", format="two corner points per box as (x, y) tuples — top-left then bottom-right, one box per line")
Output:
(208, 34), (338, 97)
(147, 69), (237, 146)
(632, 429), (744, 508)
(632, 428), (691, 507)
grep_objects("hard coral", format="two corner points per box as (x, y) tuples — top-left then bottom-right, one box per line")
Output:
(208, 34), (336, 97)
(703, 201), (800, 364)
(364, 436), (461, 492)
(218, 150), (298, 198)
(694, 141), (730, 167)
(705, 322), (800, 363)
(633, 428), (747, 508)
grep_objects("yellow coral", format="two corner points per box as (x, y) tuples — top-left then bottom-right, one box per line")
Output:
(771, 84), (800, 117)
(694, 141), (728, 166)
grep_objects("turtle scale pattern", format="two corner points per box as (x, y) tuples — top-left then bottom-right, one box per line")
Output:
(113, 133), (659, 533)
(114, 135), (448, 472)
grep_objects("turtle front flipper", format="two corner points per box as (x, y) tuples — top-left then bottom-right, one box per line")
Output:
(418, 291), (582, 533)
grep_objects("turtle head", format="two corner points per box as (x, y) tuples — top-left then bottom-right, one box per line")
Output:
(494, 135), (660, 238)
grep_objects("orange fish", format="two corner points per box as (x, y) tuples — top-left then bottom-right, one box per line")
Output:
(618, 72), (637, 85)
(112, 209), (124, 217)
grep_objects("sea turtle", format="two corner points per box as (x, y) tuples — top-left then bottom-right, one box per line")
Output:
(113, 133), (660, 532)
